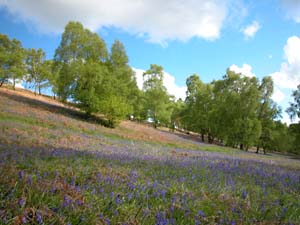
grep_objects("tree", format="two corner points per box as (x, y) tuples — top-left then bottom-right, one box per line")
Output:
(286, 84), (300, 122)
(109, 40), (139, 116)
(269, 121), (293, 153)
(54, 22), (134, 127)
(210, 70), (261, 149)
(182, 74), (214, 142)
(256, 76), (281, 154)
(288, 123), (300, 154)
(0, 34), (25, 89)
(73, 61), (108, 114)
(170, 98), (185, 131)
(26, 48), (49, 95)
(143, 64), (172, 128)
(183, 74), (204, 132)
(54, 21), (108, 101)
(194, 83), (213, 142)
(0, 34), (11, 87)
(9, 39), (26, 90)
(47, 60), (59, 99)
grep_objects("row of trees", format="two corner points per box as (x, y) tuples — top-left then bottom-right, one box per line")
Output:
(173, 71), (299, 153)
(1, 21), (299, 153)
(0, 33), (54, 95)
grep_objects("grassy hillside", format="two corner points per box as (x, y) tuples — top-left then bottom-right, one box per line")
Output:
(0, 87), (300, 224)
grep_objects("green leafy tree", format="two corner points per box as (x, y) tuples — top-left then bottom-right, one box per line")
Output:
(0, 34), (25, 89)
(54, 21), (108, 101)
(286, 85), (300, 154)
(256, 76), (281, 153)
(9, 39), (26, 89)
(288, 123), (300, 154)
(109, 40), (139, 116)
(54, 22), (134, 127)
(47, 60), (59, 99)
(143, 64), (172, 128)
(194, 83), (213, 142)
(26, 48), (49, 95)
(170, 98), (185, 131)
(269, 121), (293, 153)
(99, 95), (131, 127)
(182, 74), (214, 142)
(211, 70), (261, 149)
(286, 84), (300, 122)
(183, 74), (204, 132)
(73, 61), (108, 114)
(0, 34), (10, 86)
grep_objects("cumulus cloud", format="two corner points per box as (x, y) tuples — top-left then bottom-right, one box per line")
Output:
(229, 63), (256, 77)
(242, 21), (260, 39)
(132, 67), (186, 100)
(271, 87), (285, 103)
(281, 0), (300, 23)
(0, 0), (228, 44)
(270, 36), (300, 89)
(7, 78), (24, 89)
(229, 63), (287, 104)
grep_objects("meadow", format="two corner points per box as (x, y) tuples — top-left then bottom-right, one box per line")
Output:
(0, 88), (300, 225)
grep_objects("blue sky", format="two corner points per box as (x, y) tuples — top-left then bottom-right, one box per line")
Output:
(0, 0), (299, 124)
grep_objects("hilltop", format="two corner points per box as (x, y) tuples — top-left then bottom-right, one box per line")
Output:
(1, 87), (300, 224)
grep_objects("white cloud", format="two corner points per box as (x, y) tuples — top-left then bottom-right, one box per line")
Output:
(132, 67), (186, 100)
(280, 113), (292, 126)
(7, 78), (24, 88)
(271, 87), (285, 103)
(132, 68), (145, 90)
(229, 63), (256, 77)
(0, 0), (229, 44)
(281, 0), (300, 23)
(270, 36), (300, 89)
(242, 21), (260, 39)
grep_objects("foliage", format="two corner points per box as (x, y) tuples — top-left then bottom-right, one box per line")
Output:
(0, 34), (26, 89)
(53, 22), (133, 127)
(143, 64), (173, 128)
(26, 48), (52, 95)
(286, 84), (300, 122)
(109, 40), (140, 118)
(53, 21), (108, 101)
(256, 76), (281, 153)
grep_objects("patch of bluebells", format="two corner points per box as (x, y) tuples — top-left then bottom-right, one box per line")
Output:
(1, 135), (300, 224)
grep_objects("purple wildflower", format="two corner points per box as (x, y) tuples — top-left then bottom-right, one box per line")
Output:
(198, 210), (205, 217)
(18, 198), (26, 207)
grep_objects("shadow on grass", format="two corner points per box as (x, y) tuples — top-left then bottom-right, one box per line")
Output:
(0, 90), (112, 127)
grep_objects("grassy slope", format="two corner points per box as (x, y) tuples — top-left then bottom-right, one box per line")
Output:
(0, 87), (300, 225)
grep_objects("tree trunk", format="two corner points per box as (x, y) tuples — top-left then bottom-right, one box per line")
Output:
(256, 146), (259, 154)
(240, 143), (244, 150)
(201, 133), (205, 142)
(39, 85), (41, 95)
(208, 134), (213, 144)
(0, 79), (4, 87)
(13, 78), (16, 90)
